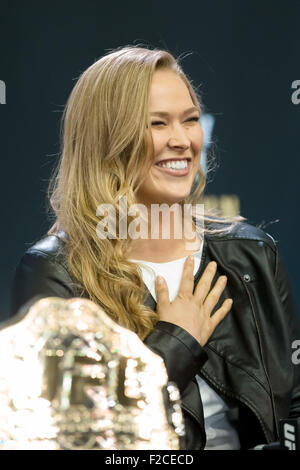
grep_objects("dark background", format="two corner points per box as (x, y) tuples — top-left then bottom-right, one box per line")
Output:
(0, 0), (299, 321)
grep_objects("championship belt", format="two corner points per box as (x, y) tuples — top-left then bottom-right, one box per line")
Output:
(0, 297), (185, 450)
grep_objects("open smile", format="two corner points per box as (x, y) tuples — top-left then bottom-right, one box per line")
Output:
(154, 158), (191, 177)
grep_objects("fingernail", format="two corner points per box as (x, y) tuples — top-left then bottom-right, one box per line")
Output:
(188, 255), (194, 263)
(156, 276), (164, 285)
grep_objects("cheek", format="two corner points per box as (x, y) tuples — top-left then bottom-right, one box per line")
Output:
(151, 131), (166, 156)
(192, 127), (203, 152)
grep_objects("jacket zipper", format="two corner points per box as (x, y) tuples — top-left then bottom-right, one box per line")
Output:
(242, 279), (279, 439)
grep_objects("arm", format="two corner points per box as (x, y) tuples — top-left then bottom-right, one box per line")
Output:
(143, 257), (230, 394)
(144, 320), (208, 393)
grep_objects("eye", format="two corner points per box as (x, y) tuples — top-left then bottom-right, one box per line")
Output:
(151, 121), (166, 126)
(150, 116), (200, 126)
(185, 116), (200, 123)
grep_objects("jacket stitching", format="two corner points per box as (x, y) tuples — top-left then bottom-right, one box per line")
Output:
(242, 279), (279, 438)
(204, 343), (271, 395)
(180, 404), (206, 449)
(180, 403), (205, 433)
(200, 369), (271, 442)
(200, 255), (273, 394)
(181, 403), (201, 423)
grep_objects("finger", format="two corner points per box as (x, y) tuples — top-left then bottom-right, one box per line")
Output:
(155, 276), (170, 309)
(194, 261), (218, 304)
(204, 275), (228, 314)
(210, 298), (233, 330)
(177, 255), (195, 298)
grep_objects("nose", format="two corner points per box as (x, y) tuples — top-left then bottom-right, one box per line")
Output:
(167, 123), (190, 150)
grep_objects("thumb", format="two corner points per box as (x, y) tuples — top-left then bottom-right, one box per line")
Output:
(155, 276), (170, 308)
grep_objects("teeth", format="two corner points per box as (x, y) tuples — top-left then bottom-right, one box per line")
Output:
(158, 159), (188, 170)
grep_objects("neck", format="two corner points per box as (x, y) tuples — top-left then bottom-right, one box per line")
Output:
(127, 204), (201, 261)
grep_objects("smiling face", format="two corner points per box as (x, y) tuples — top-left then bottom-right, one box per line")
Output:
(135, 68), (203, 208)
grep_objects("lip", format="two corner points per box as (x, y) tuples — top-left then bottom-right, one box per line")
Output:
(154, 159), (191, 177)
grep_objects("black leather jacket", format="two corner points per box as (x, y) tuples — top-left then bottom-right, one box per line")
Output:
(9, 222), (300, 450)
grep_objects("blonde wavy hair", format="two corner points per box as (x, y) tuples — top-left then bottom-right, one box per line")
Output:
(46, 45), (246, 340)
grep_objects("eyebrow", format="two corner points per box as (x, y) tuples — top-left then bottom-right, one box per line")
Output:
(150, 106), (200, 117)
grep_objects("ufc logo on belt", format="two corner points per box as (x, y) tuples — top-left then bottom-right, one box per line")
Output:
(279, 418), (300, 450)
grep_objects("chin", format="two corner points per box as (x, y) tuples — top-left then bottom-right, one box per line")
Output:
(158, 193), (191, 206)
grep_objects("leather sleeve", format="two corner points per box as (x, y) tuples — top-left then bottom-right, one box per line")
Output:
(274, 248), (300, 418)
(144, 320), (208, 393)
(10, 249), (75, 318)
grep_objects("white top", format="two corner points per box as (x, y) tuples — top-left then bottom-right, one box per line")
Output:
(129, 239), (241, 450)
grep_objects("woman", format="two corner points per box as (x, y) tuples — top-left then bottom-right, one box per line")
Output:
(10, 45), (300, 450)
